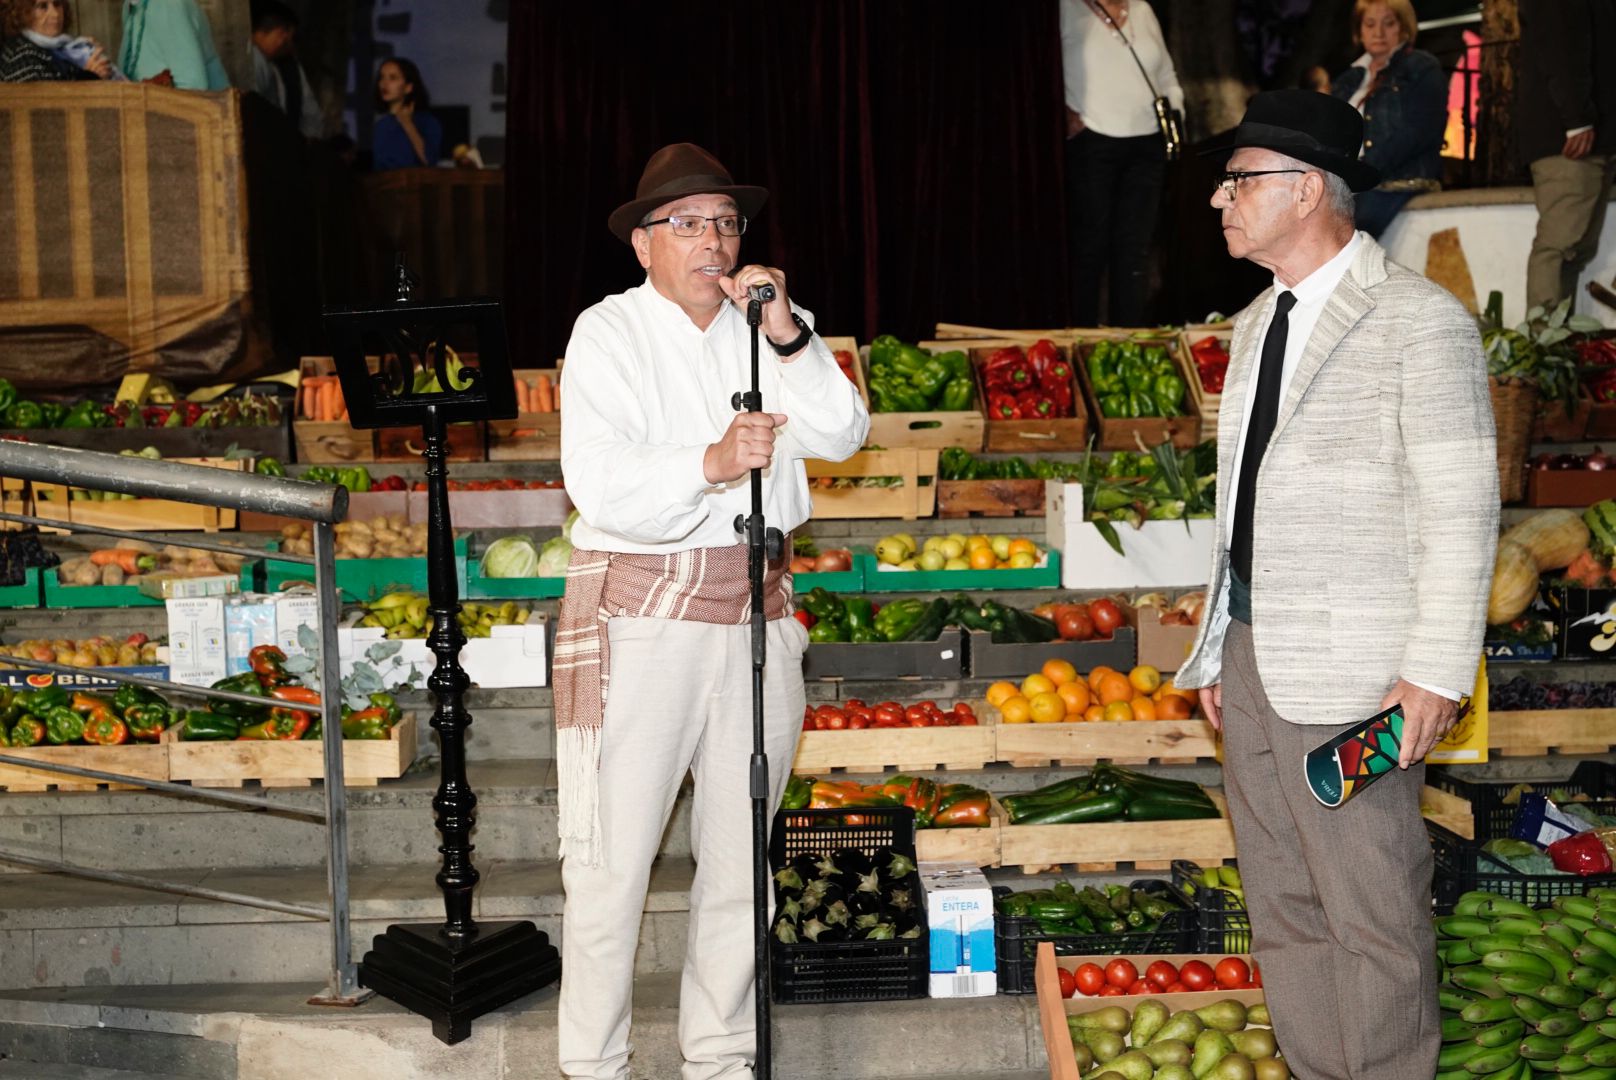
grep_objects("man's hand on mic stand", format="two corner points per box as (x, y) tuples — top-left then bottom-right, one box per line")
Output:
(721, 265), (803, 356)
(704, 412), (787, 485)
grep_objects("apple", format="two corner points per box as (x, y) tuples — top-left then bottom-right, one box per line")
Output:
(897, 557), (919, 570)
(918, 550), (946, 571)
(943, 556), (970, 570)
(939, 538), (965, 560)
(922, 536), (945, 554)
(947, 532), (968, 549)
(1009, 551), (1036, 569)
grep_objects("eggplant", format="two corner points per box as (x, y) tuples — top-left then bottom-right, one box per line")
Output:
(864, 922), (897, 941)
(788, 852), (820, 883)
(799, 879), (829, 914)
(832, 847), (873, 877)
(875, 849), (918, 890)
(773, 918), (799, 945)
(815, 923), (849, 944)
(853, 912), (883, 931)
(899, 924), (923, 940)
(823, 900), (852, 928)
(887, 886), (916, 914)
(801, 916), (830, 943)
(814, 881), (848, 910)
(846, 890), (885, 920)
(855, 868), (882, 896)
(773, 866), (805, 893)
(778, 895), (803, 923)
(1591, 447), (1612, 471)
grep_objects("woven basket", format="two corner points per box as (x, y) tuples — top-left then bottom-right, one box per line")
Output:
(1490, 376), (1539, 503)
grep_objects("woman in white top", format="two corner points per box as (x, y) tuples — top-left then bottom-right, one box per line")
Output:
(1060, 0), (1183, 327)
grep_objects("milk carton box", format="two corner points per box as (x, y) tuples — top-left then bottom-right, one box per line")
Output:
(919, 861), (996, 997)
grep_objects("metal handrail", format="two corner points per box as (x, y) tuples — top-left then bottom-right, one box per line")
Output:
(0, 510), (314, 565)
(0, 442), (365, 1005)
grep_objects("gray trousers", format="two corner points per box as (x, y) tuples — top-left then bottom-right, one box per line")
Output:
(1220, 620), (1438, 1080)
(1528, 152), (1616, 312)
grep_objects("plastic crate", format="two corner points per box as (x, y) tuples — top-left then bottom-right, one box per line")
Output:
(0, 567), (41, 608)
(465, 558), (565, 599)
(992, 881), (1194, 995)
(1429, 762), (1616, 842)
(769, 806), (928, 1004)
(1170, 859), (1250, 954)
(1427, 820), (1616, 913)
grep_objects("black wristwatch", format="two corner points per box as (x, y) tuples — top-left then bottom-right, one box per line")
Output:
(768, 313), (815, 357)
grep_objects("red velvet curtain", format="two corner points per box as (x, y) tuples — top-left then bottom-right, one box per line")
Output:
(503, 1), (1067, 364)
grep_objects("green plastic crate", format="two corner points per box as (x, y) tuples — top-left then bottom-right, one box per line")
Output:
(44, 569), (163, 608)
(243, 537), (468, 601)
(857, 550), (1061, 592)
(467, 559), (566, 599)
(0, 568), (42, 609)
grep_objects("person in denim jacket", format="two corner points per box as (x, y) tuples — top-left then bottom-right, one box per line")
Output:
(1330, 0), (1446, 237)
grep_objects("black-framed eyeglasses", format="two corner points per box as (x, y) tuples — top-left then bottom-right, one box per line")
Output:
(639, 214), (748, 238)
(1214, 170), (1306, 201)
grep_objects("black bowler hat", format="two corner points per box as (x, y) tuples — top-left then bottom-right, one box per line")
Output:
(1202, 89), (1382, 193)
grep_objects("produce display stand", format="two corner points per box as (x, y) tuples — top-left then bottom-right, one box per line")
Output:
(802, 629), (966, 681)
(1525, 468), (1616, 507)
(486, 367), (562, 461)
(936, 477), (1047, 518)
(859, 345), (985, 452)
(965, 626), (1136, 679)
(967, 344), (1090, 453)
(995, 716), (1219, 769)
(1427, 820), (1616, 913)
(1035, 943), (1266, 1080)
(1429, 760), (1612, 842)
(2, 476), (26, 527)
(0, 742), (169, 793)
(860, 551), (1061, 592)
(465, 558), (565, 599)
(163, 714), (417, 789)
(1487, 708), (1616, 757)
(805, 449), (938, 520)
(243, 536), (469, 601)
(1533, 390), (1593, 442)
(914, 802), (1003, 868)
(0, 567), (42, 608)
(998, 789), (1236, 874)
(43, 574), (164, 608)
(1176, 327), (1229, 433)
(406, 488), (573, 528)
(791, 558), (864, 594)
(1073, 340), (1203, 451)
(994, 881), (1195, 994)
(32, 459), (249, 533)
(792, 711), (995, 775)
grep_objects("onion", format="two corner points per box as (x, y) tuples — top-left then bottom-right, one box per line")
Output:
(1133, 591), (1170, 611)
(1553, 453), (1583, 470)
(814, 549), (852, 573)
(1589, 447), (1611, 472)
(1532, 453), (1556, 470)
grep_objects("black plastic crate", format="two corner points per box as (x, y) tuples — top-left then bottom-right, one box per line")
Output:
(769, 806), (928, 1004)
(1170, 859), (1250, 954)
(1429, 761), (1616, 842)
(1427, 820), (1616, 914)
(991, 880), (1195, 995)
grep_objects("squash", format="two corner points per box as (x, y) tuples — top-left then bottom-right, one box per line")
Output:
(1487, 540), (1540, 625)
(1502, 509), (1591, 571)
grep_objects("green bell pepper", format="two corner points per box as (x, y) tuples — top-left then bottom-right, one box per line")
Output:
(209, 672), (269, 720)
(911, 358), (952, 399)
(1120, 359), (1152, 394)
(0, 378), (16, 413)
(123, 703), (169, 741)
(939, 447), (976, 481)
(60, 401), (105, 429)
(1003, 456), (1034, 480)
(843, 598), (875, 635)
(939, 376), (974, 411)
(889, 344), (930, 377)
(180, 710), (241, 741)
(20, 686), (68, 715)
(9, 716), (44, 747)
(936, 350), (970, 380)
(39, 402), (67, 427)
(1093, 371), (1124, 396)
(1100, 393), (1128, 419)
(44, 707), (85, 745)
(336, 466), (372, 493)
(887, 383), (930, 412)
(3, 401), (43, 429)
(847, 625), (880, 643)
(781, 775), (812, 811)
(1153, 372), (1184, 416)
(807, 620), (848, 643)
(801, 587), (845, 622)
(112, 684), (163, 715)
(1130, 390), (1156, 417)
(254, 457), (287, 477)
(868, 334), (902, 370)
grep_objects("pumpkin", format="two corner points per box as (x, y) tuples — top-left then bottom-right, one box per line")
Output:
(1487, 540), (1541, 625)
(1502, 509), (1591, 571)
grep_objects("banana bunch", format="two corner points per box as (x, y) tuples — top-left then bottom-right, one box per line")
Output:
(357, 593), (532, 640)
(1435, 889), (1616, 1077)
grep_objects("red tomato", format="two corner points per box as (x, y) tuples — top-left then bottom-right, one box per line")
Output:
(845, 698), (866, 709)
(1145, 960), (1179, 989)
(904, 705), (931, 727)
(952, 702), (976, 720)
(1250, 962), (1263, 988)
(1126, 978), (1149, 995)
(1179, 960), (1214, 991)
(819, 709), (847, 731)
(847, 713), (869, 730)
(1097, 985), (1125, 997)
(873, 704), (904, 727)
(1104, 958), (1138, 989)
(1090, 599), (1123, 636)
(1056, 608), (1094, 641)
(1163, 981), (1187, 993)
(1214, 957), (1251, 989)
(919, 700), (939, 714)
(1074, 962), (1105, 996)
(793, 610), (816, 630)
(1057, 967), (1078, 999)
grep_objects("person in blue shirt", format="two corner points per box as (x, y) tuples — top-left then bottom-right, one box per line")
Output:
(118, 0), (229, 90)
(372, 57), (440, 170)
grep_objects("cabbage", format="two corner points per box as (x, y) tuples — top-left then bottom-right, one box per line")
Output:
(562, 509), (580, 542)
(538, 535), (573, 577)
(482, 536), (539, 578)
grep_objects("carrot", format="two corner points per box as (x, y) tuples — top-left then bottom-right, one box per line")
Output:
(301, 377), (322, 420)
(514, 379), (529, 414)
(536, 375), (554, 413)
(332, 379), (345, 417)
(90, 549), (145, 574)
(322, 381), (338, 422)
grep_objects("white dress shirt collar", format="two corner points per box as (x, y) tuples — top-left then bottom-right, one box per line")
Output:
(635, 276), (736, 340)
(1276, 230), (1362, 308)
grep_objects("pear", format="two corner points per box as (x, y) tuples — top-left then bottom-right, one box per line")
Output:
(1097, 1050), (1154, 1080)
(1191, 1030), (1235, 1079)
(1229, 1029), (1277, 1060)
(1246, 1003), (1270, 1026)
(918, 549), (946, 571)
(1069, 1005), (1131, 1034)
(1072, 1041), (1094, 1072)
(1142, 1039), (1192, 1067)
(875, 536), (910, 565)
(1155, 1068), (1195, 1080)
(1207, 1053), (1256, 1080)
(1085, 1029), (1125, 1064)
(943, 556), (970, 570)
(1150, 1010), (1205, 1046)
(1129, 999), (1170, 1045)
(892, 531), (917, 552)
(1194, 999), (1249, 1033)
(1252, 1058), (1290, 1080)
(922, 536), (946, 553)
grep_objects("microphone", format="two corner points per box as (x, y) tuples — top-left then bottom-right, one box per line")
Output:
(747, 283), (777, 304)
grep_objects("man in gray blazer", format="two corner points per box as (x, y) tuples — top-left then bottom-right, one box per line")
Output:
(1176, 90), (1497, 1080)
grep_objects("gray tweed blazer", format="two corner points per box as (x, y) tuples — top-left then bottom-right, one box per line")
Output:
(1176, 236), (1499, 724)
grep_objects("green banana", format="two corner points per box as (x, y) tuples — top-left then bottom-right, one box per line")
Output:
(1444, 942), (1482, 965)
(1453, 968), (1508, 997)
(1589, 1043), (1616, 1068)
(1480, 898), (1539, 920)
(1546, 924), (1585, 954)
(1582, 948), (1616, 978)
(1598, 976), (1616, 1001)
(1442, 987), (1483, 1011)
(1582, 997), (1611, 1024)
(1520, 1034), (1570, 1061)
(1483, 950), (1558, 982)
(1516, 995), (1557, 1025)
(1444, 1016), (1484, 1042)
(1438, 1040), (1491, 1069)
(1575, 967), (1608, 992)
(1465, 998), (1519, 1025)
(1474, 1018), (1527, 1047)
(1474, 935), (1531, 956)
(1461, 1045), (1520, 1074)
(1587, 929), (1616, 962)
(1565, 1023), (1607, 1054)
(1497, 918), (1552, 939)
(1558, 896), (1599, 921)
(1496, 971), (1550, 995)
(1531, 982), (1589, 1008)
(1443, 917), (1498, 939)
(1521, 939), (1578, 980)
(1537, 1012), (1587, 1039)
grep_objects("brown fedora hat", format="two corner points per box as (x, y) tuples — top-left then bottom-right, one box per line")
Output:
(607, 143), (768, 244)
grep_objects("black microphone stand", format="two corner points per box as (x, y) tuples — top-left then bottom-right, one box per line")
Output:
(732, 283), (782, 1079)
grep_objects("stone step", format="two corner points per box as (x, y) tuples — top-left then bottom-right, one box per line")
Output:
(0, 1064), (175, 1080)
(0, 975), (1053, 1079)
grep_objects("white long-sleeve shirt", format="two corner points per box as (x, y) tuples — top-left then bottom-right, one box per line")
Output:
(561, 280), (870, 555)
(1059, 0), (1184, 138)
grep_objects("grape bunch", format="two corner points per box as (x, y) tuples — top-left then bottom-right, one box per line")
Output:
(1489, 675), (1616, 711)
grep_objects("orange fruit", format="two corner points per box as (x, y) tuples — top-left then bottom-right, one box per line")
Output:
(1103, 700), (1135, 723)
(1000, 695), (1032, 724)
(1156, 693), (1194, 720)
(1041, 658), (1078, 687)
(1029, 691), (1066, 724)
(986, 681), (1019, 709)
(1021, 673), (1056, 699)
(1083, 704), (1106, 722)
(1157, 678), (1193, 702)
(966, 534), (991, 551)
(1097, 671), (1134, 705)
(1008, 538), (1038, 558)
(968, 546), (997, 570)
(1057, 681), (1091, 716)
(1128, 664), (1163, 695)
(1087, 665), (1118, 692)
(1129, 697), (1158, 722)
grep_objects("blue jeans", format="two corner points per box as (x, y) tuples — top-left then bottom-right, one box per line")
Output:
(1355, 189), (1416, 238)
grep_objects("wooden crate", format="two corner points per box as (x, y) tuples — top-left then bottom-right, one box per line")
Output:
(862, 344), (986, 451)
(805, 449), (938, 520)
(1489, 708), (1616, 757)
(996, 717), (1218, 768)
(295, 356), (372, 463)
(969, 344), (1090, 453)
(374, 422), (486, 463)
(915, 798), (1005, 868)
(793, 717), (995, 775)
(998, 789), (1235, 873)
(32, 458), (246, 532)
(1421, 783), (1474, 841)
(1075, 340), (1203, 451)
(164, 714), (417, 788)
(936, 478), (1047, 518)
(0, 742), (169, 793)
(1177, 328), (1228, 435)
(1524, 468), (1616, 507)
(1534, 391), (1593, 442)
(1, 477), (26, 530)
(487, 367), (563, 461)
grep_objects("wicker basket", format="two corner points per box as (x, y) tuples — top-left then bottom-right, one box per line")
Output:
(1490, 376), (1538, 504)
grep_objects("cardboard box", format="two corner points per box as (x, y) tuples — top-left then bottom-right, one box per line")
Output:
(1045, 483), (1215, 590)
(338, 621), (549, 690)
(1132, 605), (1200, 673)
(275, 595), (320, 660)
(919, 862), (996, 998)
(224, 595), (278, 675)
(966, 627), (1135, 679)
(803, 630), (965, 680)
(166, 597), (228, 687)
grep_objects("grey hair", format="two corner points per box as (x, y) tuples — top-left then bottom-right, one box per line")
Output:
(1273, 152), (1355, 223)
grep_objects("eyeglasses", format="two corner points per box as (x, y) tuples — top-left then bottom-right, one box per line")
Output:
(1214, 169), (1307, 201)
(640, 214), (748, 238)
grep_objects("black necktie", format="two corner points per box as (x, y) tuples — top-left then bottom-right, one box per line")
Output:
(1230, 290), (1297, 585)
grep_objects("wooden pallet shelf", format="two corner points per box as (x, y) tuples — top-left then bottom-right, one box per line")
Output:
(0, 743), (168, 793)
(1489, 709), (1616, 757)
(997, 790), (1236, 874)
(792, 718), (995, 776)
(995, 718), (1219, 767)
(164, 716), (417, 788)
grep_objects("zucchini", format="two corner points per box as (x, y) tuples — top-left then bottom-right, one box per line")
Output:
(900, 598), (951, 642)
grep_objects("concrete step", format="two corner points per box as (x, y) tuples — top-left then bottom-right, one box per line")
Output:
(0, 976), (1053, 1079)
(0, 1064), (174, 1080)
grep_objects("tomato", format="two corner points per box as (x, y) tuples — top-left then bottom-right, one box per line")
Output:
(1104, 958), (1138, 989)
(1097, 985), (1125, 997)
(1145, 960), (1179, 989)
(1057, 608), (1094, 641)
(847, 713), (869, 730)
(845, 698), (866, 709)
(1074, 962), (1106, 996)
(1163, 981), (1187, 993)
(905, 705), (931, 727)
(1179, 960), (1215, 991)
(1090, 599), (1123, 636)
(793, 610), (816, 630)
(1250, 962), (1263, 988)
(819, 709), (847, 730)
(1214, 957), (1251, 989)
(1126, 978), (1149, 995)
(873, 704), (904, 727)
(1057, 967), (1078, 999)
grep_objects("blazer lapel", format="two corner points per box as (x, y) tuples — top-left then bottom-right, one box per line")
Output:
(1269, 255), (1377, 444)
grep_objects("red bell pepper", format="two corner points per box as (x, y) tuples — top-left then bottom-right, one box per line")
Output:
(269, 684), (321, 708)
(1016, 390), (1055, 419)
(982, 347), (1033, 393)
(932, 795), (990, 828)
(987, 392), (1021, 421)
(82, 715), (129, 745)
(1027, 339), (1061, 381)
(249, 645), (292, 689)
(239, 710), (312, 740)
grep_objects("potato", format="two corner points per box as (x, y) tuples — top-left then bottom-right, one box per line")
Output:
(214, 552), (245, 572)
(100, 563), (125, 586)
(347, 520), (372, 537)
(346, 537), (374, 559)
(281, 523), (303, 539)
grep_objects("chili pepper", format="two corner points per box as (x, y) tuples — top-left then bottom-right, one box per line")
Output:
(254, 456), (286, 477)
(939, 376), (974, 411)
(208, 672), (269, 720)
(987, 391), (1020, 421)
(270, 685), (321, 711)
(44, 707), (85, 745)
(339, 708), (390, 740)
(3, 401), (43, 429)
(240, 710), (313, 740)
(9, 716), (45, 747)
(82, 715), (129, 745)
(123, 703), (169, 741)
